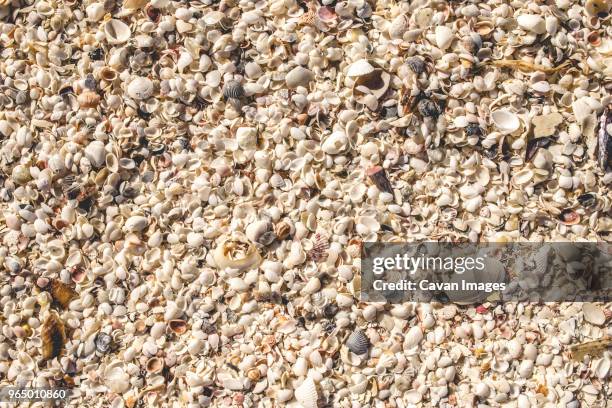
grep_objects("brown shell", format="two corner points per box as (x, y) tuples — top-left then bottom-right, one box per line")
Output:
(78, 91), (100, 108)
(47, 279), (78, 309)
(41, 313), (66, 360)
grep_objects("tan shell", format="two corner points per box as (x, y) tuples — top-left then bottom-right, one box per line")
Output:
(213, 235), (262, 271)
(104, 19), (131, 44)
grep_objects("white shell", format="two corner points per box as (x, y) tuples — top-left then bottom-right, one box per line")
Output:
(104, 364), (130, 393)
(86, 3), (105, 21)
(213, 235), (262, 271)
(347, 59), (375, 77)
(517, 14), (546, 34)
(435, 26), (454, 50)
(582, 303), (606, 325)
(294, 377), (318, 408)
(389, 15), (409, 39)
(285, 66), (314, 89)
(127, 77), (154, 100)
(321, 131), (349, 154)
(491, 109), (521, 134)
(104, 19), (131, 44)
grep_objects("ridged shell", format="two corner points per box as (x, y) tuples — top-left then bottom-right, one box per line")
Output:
(41, 313), (66, 360)
(127, 77), (154, 100)
(346, 330), (369, 355)
(223, 80), (245, 100)
(294, 377), (319, 408)
(347, 59), (375, 77)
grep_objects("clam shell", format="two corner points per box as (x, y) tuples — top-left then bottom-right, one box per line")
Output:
(127, 77), (154, 100)
(435, 26), (454, 50)
(517, 14), (546, 34)
(285, 66), (314, 89)
(491, 109), (520, 134)
(104, 364), (130, 394)
(294, 377), (319, 408)
(223, 80), (245, 100)
(321, 131), (349, 155)
(347, 59), (375, 77)
(104, 19), (131, 44)
(346, 330), (369, 355)
(389, 14), (409, 39)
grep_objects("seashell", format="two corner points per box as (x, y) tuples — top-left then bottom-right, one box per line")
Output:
(127, 77), (154, 100)
(346, 330), (369, 355)
(417, 98), (440, 117)
(474, 21), (494, 36)
(294, 377), (318, 408)
(223, 80), (245, 100)
(11, 165), (31, 185)
(558, 209), (580, 225)
(285, 66), (314, 89)
(105, 364), (130, 394)
(204, 11), (225, 25)
(95, 332), (112, 354)
(585, 0), (611, 17)
(406, 57), (426, 74)
(517, 14), (546, 34)
(491, 109), (520, 134)
(246, 220), (274, 245)
(124, 0), (148, 9)
(389, 14), (409, 39)
(146, 357), (164, 373)
(213, 235), (262, 271)
(86, 3), (105, 21)
(321, 131), (349, 155)
(582, 304), (606, 325)
(104, 19), (131, 44)
(353, 68), (390, 103)
(41, 312), (66, 360)
(168, 319), (188, 334)
(99, 67), (117, 82)
(124, 215), (149, 232)
(347, 59), (375, 77)
(40, 279), (77, 309)
(317, 6), (336, 22)
(435, 26), (454, 50)
(587, 31), (602, 47)
(78, 91), (100, 108)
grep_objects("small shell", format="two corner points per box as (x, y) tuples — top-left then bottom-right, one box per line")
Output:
(389, 14), (409, 39)
(146, 357), (164, 373)
(294, 377), (319, 408)
(406, 57), (426, 74)
(104, 19), (131, 44)
(168, 319), (188, 334)
(517, 14), (546, 34)
(127, 77), (154, 100)
(317, 6), (336, 22)
(95, 332), (113, 354)
(223, 80), (245, 100)
(78, 91), (100, 108)
(558, 209), (580, 225)
(41, 313), (66, 360)
(491, 109), (520, 134)
(347, 59), (375, 77)
(285, 66), (314, 89)
(213, 235), (262, 271)
(321, 131), (349, 155)
(346, 330), (369, 355)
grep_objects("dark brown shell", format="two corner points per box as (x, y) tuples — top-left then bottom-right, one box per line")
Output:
(41, 313), (66, 361)
(417, 98), (440, 117)
(46, 279), (78, 309)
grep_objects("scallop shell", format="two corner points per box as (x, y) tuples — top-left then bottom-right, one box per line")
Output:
(491, 109), (520, 134)
(294, 377), (319, 408)
(347, 59), (375, 77)
(346, 330), (369, 355)
(127, 77), (154, 100)
(41, 312), (66, 360)
(213, 235), (262, 271)
(104, 19), (131, 44)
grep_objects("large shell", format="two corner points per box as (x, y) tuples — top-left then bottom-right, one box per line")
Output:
(583, 304), (606, 325)
(517, 14), (546, 34)
(213, 235), (262, 271)
(41, 313), (66, 360)
(294, 377), (319, 408)
(104, 19), (131, 44)
(346, 330), (369, 355)
(346, 59), (375, 77)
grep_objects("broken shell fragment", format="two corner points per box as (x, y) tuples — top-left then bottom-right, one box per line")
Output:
(41, 313), (66, 361)
(558, 209), (580, 225)
(491, 109), (521, 134)
(104, 19), (131, 44)
(213, 235), (262, 271)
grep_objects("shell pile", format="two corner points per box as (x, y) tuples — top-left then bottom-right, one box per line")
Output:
(0, 0), (611, 406)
